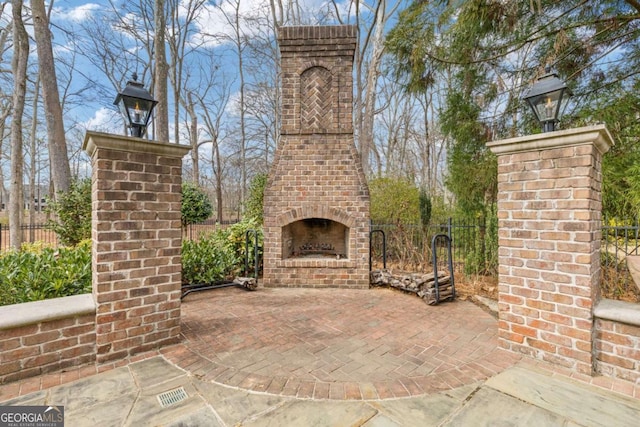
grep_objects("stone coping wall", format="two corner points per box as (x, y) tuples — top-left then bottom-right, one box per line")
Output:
(594, 299), (640, 383)
(0, 294), (96, 384)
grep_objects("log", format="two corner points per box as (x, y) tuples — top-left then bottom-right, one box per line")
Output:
(423, 288), (454, 305)
(414, 271), (447, 285)
(370, 269), (392, 286)
(233, 277), (258, 291)
(423, 276), (451, 288)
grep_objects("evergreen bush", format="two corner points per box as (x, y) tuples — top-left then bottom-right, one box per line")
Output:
(181, 182), (214, 227)
(45, 178), (91, 246)
(181, 217), (263, 284)
(0, 240), (91, 306)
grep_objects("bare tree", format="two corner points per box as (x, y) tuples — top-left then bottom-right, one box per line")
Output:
(28, 76), (40, 237)
(78, 6), (152, 122)
(197, 73), (233, 222)
(0, 9), (12, 207)
(244, 6), (280, 171)
(373, 73), (417, 177)
(31, 0), (71, 194)
(154, 0), (170, 141)
(167, 0), (207, 146)
(9, 0), (28, 249)
(0, 99), (12, 205)
(185, 91), (200, 183)
(353, 0), (403, 176)
(215, 0), (249, 206)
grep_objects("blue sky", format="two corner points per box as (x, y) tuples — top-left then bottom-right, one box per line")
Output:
(0, 0), (402, 186)
(42, 0), (357, 137)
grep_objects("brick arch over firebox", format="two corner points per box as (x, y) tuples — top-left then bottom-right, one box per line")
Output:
(275, 205), (357, 229)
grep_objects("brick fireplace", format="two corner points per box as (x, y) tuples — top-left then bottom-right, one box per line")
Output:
(262, 25), (370, 288)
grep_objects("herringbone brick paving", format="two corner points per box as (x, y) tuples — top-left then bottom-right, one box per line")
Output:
(3, 287), (640, 403)
(168, 287), (522, 400)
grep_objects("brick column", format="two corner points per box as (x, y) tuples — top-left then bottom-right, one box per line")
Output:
(487, 125), (613, 374)
(83, 132), (191, 364)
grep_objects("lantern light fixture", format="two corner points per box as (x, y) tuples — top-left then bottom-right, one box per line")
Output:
(113, 73), (158, 138)
(522, 67), (572, 133)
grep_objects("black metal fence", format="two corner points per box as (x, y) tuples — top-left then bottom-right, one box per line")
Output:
(0, 220), (237, 251)
(372, 219), (640, 301)
(0, 223), (58, 251)
(3, 219), (639, 300)
(369, 219), (485, 273)
(184, 219), (238, 240)
(601, 221), (640, 301)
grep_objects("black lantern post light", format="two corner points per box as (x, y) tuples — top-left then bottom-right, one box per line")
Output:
(523, 67), (572, 132)
(113, 73), (158, 138)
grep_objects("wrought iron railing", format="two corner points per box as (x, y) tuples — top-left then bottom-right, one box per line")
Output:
(601, 221), (640, 300)
(369, 219), (488, 273)
(2, 219), (638, 301)
(0, 223), (58, 251)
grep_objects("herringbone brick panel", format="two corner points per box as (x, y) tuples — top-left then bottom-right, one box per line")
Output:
(301, 66), (332, 131)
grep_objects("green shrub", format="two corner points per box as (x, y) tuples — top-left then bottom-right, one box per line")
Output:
(181, 182), (213, 227)
(225, 218), (263, 272)
(369, 177), (420, 224)
(182, 234), (238, 284)
(244, 173), (267, 223)
(0, 240), (92, 306)
(45, 178), (92, 246)
(181, 218), (263, 284)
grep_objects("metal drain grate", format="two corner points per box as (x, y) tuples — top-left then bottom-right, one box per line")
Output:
(157, 387), (188, 408)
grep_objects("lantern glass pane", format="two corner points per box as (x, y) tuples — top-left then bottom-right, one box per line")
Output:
(117, 101), (131, 125)
(529, 89), (564, 123)
(120, 96), (152, 126)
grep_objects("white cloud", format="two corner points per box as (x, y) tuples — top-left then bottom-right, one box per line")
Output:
(189, 0), (341, 49)
(53, 3), (102, 23)
(81, 107), (122, 134)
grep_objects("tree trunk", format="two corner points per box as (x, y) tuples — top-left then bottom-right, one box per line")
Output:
(31, 0), (71, 195)
(187, 92), (199, 185)
(10, 0), (29, 249)
(154, 0), (170, 142)
(29, 77), (41, 241)
(214, 139), (223, 224)
(360, 0), (387, 177)
(0, 103), (12, 213)
(233, 2), (247, 209)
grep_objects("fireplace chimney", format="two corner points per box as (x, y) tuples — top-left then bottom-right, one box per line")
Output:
(262, 25), (371, 288)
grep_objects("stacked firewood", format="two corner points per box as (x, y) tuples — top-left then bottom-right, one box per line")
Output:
(370, 269), (454, 305)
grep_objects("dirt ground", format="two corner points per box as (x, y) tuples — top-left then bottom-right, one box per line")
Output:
(455, 274), (499, 301)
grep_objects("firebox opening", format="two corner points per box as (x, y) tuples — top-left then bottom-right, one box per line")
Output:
(282, 218), (349, 259)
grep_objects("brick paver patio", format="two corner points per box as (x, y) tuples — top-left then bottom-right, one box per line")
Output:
(164, 287), (521, 400)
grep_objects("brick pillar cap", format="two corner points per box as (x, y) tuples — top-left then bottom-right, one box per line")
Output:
(278, 25), (357, 41)
(83, 131), (192, 158)
(487, 124), (614, 156)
